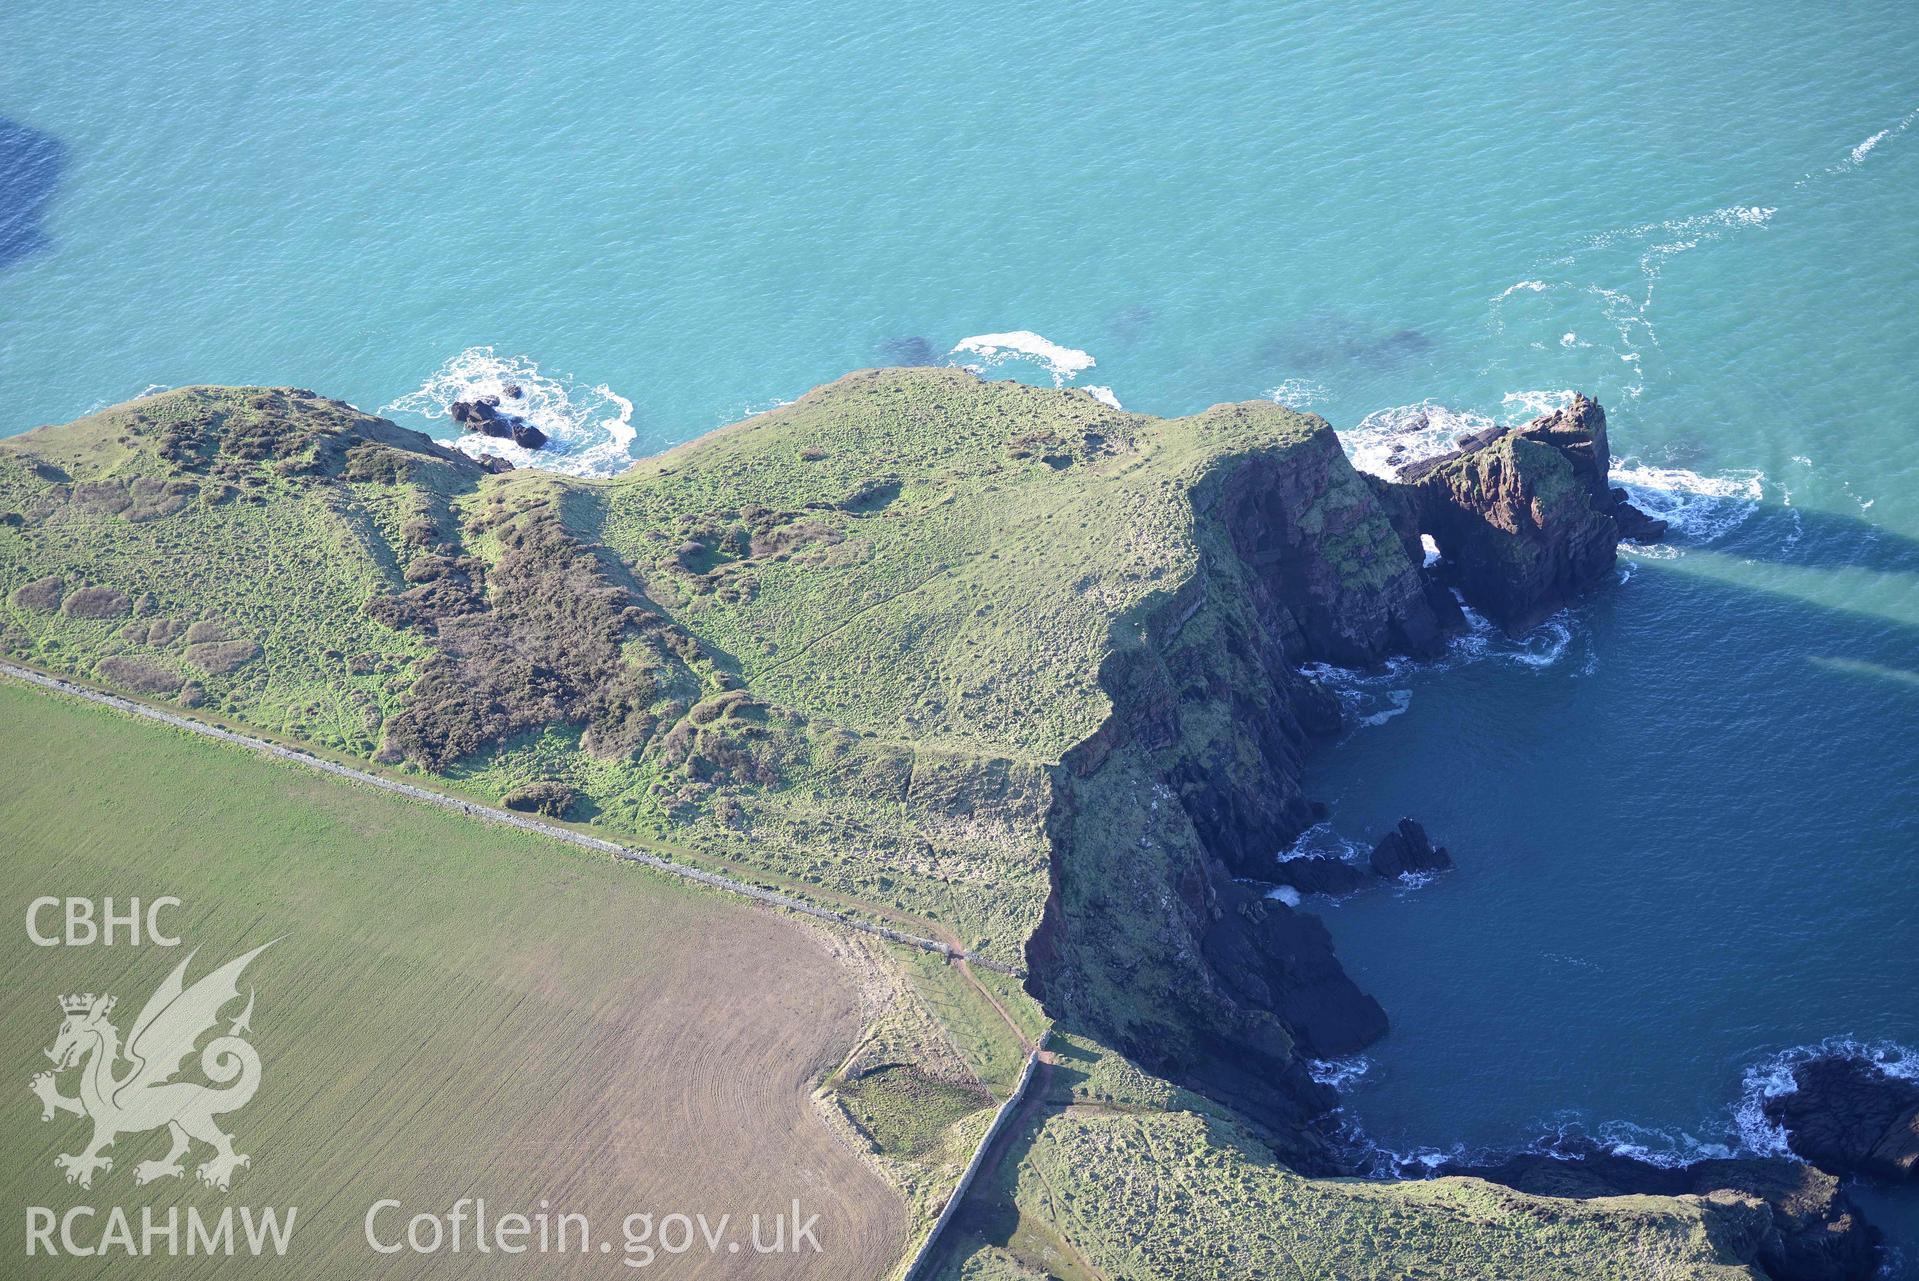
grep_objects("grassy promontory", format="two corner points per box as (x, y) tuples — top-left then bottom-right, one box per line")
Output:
(0, 372), (1795, 1278)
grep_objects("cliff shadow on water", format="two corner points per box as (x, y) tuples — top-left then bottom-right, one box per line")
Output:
(1023, 390), (1918, 1280)
(1301, 513), (1919, 1279)
(1713, 501), (1919, 578)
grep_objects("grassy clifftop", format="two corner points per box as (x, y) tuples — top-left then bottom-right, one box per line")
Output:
(594, 366), (1333, 759)
(0, 370), (1370, 968)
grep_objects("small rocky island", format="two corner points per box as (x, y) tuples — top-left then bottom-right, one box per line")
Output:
(449, 384), (546, 451)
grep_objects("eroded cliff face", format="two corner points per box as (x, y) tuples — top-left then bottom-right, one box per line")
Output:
(1028, 423), (1459, 1166)
(1022, 396), (1886, 1277)
(1027, 398), (1659, 1168)
(1447, 1143), (1883, 1281)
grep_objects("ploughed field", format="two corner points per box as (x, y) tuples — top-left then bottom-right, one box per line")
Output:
(0, 683), (904, 1279)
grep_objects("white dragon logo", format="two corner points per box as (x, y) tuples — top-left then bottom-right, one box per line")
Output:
(29, 942), (274, 1191)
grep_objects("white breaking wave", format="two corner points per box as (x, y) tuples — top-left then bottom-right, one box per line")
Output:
(384, 347), (638, 477)
(1298, 595), (1590, 747)
(1361, 688), (1415, 726)
(729, 395), (798, 423)
(1851, 129), (1889, 163)
(1327, 1040), (1919, 1182)
(1734, 1038), (1919, 1158)
(1084, 384), (1123, 409)
(1307, 1055), (1374, 1089)
(90, 382), (176, 414)
(949, 330), (1096, 386)
(1337, 401), (1495, 481)
(1449, 601), (1579, 670)
(1610, 460), (1765, 551)
(1276, 821), (1373, 865)
(1265, 885), (1304, 907)
(1267, 377), (1332, 408)
(1800, 106), (1918, 184)
(1336, 392), (1573, 482)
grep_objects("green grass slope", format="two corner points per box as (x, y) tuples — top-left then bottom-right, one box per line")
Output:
(0, 371), (1349, 967)
(931, 1037), (1769, 1281)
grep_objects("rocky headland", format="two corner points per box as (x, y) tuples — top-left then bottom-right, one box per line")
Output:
(1028, 389), (1650, 1140)
(1444, 1139), (1881, 1281)
(1767, 1054), (1919, 1184)
(0, 371), (1892, 1279)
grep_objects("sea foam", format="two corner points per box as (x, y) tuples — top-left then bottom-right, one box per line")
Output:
(1336, 401), (1496, 481)
(1267, 377), (1332, 408)
(1732, 1037), (1919, 1158)
(1336, 392), (1576, 482)
(1609, 460), (1765, 551)
(1802, 105), (1918, 183)
(1307, 1055), (1374, 1089)
(384, 346), (637, 477)
(949, 330), (1096, 386)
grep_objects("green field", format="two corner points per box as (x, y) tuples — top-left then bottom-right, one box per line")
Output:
(0, 681), (905, 1278)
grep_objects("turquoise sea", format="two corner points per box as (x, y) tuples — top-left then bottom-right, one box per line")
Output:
(5, 0), (1916, 1267)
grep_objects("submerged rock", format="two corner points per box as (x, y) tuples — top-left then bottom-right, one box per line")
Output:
(1271, 854), (1373, 897)
(1765, 1055), (1919, 1184)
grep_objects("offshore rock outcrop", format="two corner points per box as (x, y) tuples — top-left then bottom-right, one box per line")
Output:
(1030, 395), (1681, 1178)
(1268, 818), (1454, 898)
(1367, 817), (1452, 878)
(451, 395), (548, 450)
(1765, 1054), (1919, 1184)
(1394, 394), (1659, 630)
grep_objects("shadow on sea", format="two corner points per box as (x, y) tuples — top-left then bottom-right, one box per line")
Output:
(1719, 502), (1919, 579)
(0, 119), (67, 272)
(976, 502), (1919, 1275)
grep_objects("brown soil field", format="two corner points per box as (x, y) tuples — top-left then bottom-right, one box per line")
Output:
(0, 681), (904, 1278)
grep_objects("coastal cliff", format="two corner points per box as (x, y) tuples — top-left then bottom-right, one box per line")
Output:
(1026, 393), (1637, 1160)
(0, 371), (1872, 1279)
